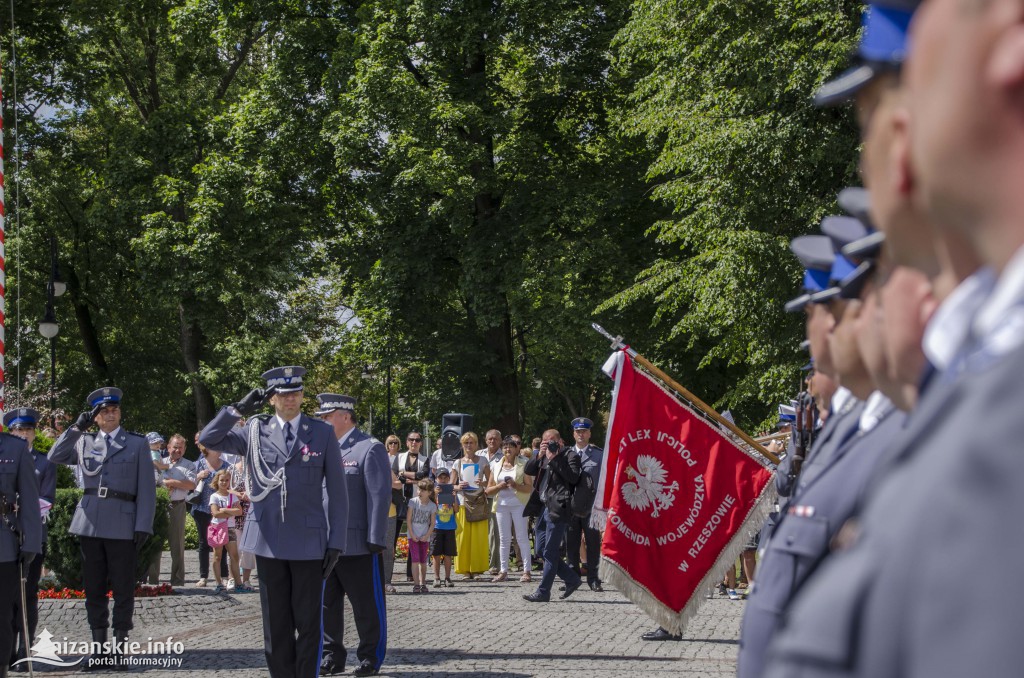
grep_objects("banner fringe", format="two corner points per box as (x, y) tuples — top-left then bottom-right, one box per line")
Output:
(600, 477), (777, 637)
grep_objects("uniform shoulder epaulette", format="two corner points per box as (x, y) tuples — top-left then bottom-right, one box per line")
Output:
(126, 430), (147, 438)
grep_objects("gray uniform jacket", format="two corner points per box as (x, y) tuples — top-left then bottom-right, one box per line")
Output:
(739, 406), (904, 678)
(764, 340), (1024, 678)
(49, 427), (156, 540)
(793, 400), (864, 495)
(338, 428), (391, 556)
(199, 408), (348, 559)
(575, 444), (603, 483)
(0, 435), (41, 560)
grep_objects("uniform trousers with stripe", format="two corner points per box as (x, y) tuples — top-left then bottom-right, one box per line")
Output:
(255, 556), (325, 678)
(322, 553), (387, 671)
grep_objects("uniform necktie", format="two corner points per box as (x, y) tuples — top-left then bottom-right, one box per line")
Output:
(285, 422), (294, 449)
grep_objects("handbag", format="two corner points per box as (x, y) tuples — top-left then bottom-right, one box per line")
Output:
(206, 494), (233, 547)
(461, 489), (490, 522)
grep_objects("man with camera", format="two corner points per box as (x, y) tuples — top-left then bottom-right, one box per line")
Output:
(522, 429), (583, 603)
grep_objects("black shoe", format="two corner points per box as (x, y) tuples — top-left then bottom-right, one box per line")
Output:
(352, 659), (379, 677)
(111, 629), (130, 672)
(522, 592), (550, 603)
(559, 581), (582, 600)
(641, 627), (682, 641)
(81, 629), (108, 672)
(558, 585), (566, 591)
(589, 582), (604, 592)
(318, 658), (345, 676)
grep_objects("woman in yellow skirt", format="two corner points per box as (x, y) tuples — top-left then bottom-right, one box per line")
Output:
(453, 432), (491, 578)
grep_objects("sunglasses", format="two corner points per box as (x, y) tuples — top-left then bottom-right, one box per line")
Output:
(387, 442), (400, 446)
(407, 437), (422, 442)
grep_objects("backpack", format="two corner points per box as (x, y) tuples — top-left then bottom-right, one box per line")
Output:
(570, 471), (597, 518)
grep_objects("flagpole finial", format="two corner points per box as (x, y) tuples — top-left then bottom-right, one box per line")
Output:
(592, 323), (633, 355)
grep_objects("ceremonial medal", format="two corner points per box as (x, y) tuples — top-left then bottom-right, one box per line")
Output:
(303, 454), (310, 462)
(302, 444), (310, 462)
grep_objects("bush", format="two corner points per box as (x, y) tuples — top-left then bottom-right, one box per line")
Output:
(184, 513), (199, 550)
(45, 488), (171, 589)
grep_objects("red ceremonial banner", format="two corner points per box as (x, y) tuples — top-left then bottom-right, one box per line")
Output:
(594, 351), (775, 635)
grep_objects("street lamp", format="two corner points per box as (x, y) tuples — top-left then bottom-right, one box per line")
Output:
(37, 234), (61, 423)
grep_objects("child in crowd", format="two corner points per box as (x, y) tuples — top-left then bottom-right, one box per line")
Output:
(431, 468), (459, 588)
(406, 478), (437, 593)
(209, 469), (244, 593)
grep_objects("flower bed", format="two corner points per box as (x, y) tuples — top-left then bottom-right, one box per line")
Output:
(396, 536), (409, 560)
(39, 583), (176, 600)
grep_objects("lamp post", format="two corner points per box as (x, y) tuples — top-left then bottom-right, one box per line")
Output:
(362, 363), (393, 436)
(37, 234), (64, 424)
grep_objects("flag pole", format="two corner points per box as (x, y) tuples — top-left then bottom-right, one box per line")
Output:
(592, 324), (779, 465)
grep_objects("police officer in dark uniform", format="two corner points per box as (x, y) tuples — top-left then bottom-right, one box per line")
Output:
(48, 388), (156, 671)
(199, 367), (348, 678)
(565, 417), (604, 592)
(315, 394), (390, 678)
(4, 408), (54, 672)
(0, 408), (41, 678)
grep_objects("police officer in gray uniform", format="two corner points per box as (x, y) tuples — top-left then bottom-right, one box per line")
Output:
(199, 367), (348, 678)
(5, 408), (54, 671)
(565, 417), (604, 592)
(0, 411), (41, 678)
(48, 387), (156, 671)
(738, 223), (903, 678)
(315, 394), (390, 678)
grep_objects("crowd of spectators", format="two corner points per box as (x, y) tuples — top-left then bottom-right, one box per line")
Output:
(129, 422), (601, 596)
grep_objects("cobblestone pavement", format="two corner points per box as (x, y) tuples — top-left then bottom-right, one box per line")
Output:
(31, 550), (743, 677)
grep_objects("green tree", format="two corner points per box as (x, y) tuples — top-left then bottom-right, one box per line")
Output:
(322, 0), (659, 437)
(605, 0), (862, 429)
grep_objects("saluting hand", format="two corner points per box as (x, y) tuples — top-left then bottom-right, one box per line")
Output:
(234, 388), (269, 416)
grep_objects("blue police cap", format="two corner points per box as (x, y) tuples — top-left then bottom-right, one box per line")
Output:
(801, 358), (815, 372)
(261, 366), (306, 393)
(315, 393), (356, 415)
(787, 235), (838, 312)
(842, 231), (886, 263)
(778, 404), (796, 422)
(810, 253), (858, 304)
(838, 187), (873, 229)
(799, 339), (811, 351)
(822, 216), (870, 255)
(87, 387), (123, 408)
(839, 260), (877, 300)
(3, 407), (40, 429)
(146, 431), (165, 445)
(814, 4), (914, 107)
(572, 417), (593, 430)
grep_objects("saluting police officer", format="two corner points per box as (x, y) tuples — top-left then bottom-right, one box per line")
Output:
(564, 417), (603, 592)
(5, 408), (54, 672)
(0, 409), (41, 678)
(48, 388), (156, 671)
(199, 367), (348, 678)
(315, 394), (390, 678)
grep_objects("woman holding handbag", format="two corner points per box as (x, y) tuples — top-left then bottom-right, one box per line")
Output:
(208, 470), (244, 593)
(486, 436), (534, 582)
(452, 432), (491, 579)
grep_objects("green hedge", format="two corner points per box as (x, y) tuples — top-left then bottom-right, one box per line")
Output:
(45, 487), (171, 588)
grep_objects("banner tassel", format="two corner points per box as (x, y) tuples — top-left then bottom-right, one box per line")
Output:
(599, 478), (777, 637)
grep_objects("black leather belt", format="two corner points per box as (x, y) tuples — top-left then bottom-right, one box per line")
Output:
(84, 487), (136, 502)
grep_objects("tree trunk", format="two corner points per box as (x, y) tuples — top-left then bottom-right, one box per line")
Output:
(178, 297), (215, 427)
(64, 265), (110, 382)
(480, 308), (522, 434)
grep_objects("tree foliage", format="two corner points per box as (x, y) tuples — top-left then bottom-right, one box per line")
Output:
(1, 0), (863, 441)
